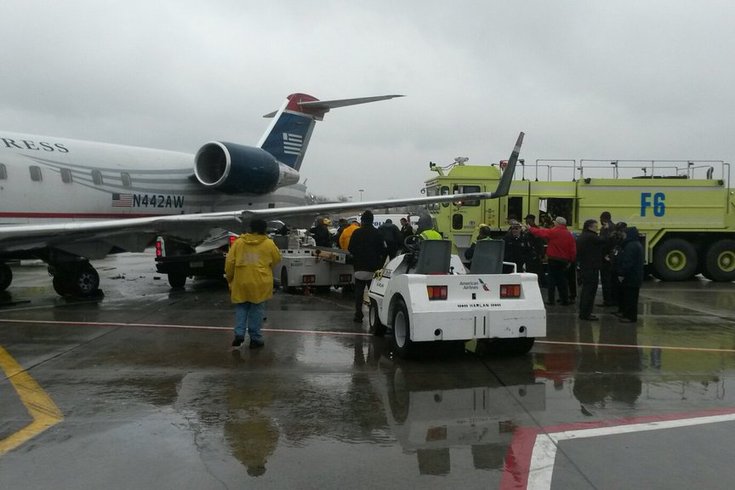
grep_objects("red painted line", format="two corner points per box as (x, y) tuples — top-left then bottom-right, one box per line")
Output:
(537, 340), (735, 354)
(0, 318), (372, 337)
(0, 212), (167, 219)
(500, 406), (735, 490)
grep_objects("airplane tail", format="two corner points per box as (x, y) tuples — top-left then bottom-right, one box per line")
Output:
(257, 93), (403, 171)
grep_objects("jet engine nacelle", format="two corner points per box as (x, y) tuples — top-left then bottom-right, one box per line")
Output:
(194, 141), (299, 194)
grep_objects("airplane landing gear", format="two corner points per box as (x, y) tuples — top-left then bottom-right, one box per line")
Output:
(50, 261), (100, 298)
(0, 263), (12, 292)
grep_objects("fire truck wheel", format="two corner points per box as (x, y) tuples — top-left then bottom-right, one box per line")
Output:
(391, 298), (415, 358)
(704, 239), (735, 282)
(653, 238), (698, 281)
(369, 299), (386, 336)
(167, 272), (186, 289)
(0, 263), (12, 291)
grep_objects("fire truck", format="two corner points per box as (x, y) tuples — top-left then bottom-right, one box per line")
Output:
(424, 158), (734, 282)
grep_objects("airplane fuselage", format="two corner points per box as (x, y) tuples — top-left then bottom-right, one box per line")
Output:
(0, 132), (307, 227)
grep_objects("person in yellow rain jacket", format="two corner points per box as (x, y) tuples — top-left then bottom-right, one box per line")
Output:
(225, 219), (281, 350)
(338, 219), (360, 250)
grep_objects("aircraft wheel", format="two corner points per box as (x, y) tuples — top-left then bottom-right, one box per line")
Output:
(168, 272), (187, 289)
(369, 298), (386, 336)
(482, 337), (535, 356)
(704, 239), (735, 282)
(391, 298), (415, 358)
(0, 263), (12, 291)
(653, 238), (697, 281)
(69, 264), (100, 297)
(52, 275), (73, 296)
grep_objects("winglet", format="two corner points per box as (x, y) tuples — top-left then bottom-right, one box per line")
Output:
(491, 132), (524, 198)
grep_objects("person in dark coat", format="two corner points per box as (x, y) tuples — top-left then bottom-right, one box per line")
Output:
(309, 217), (332, 248)
(503, 220), (532, 273)
(615, 226), (644, 323)
(464, 225), (492, 263)
(610, 221), (628, 315)
(524, 214), (546, 286)
(348, 210), (387, 322)
(378, 219), (403, 259)
(400, 217), (414, 241)
(576, 219), (605, 321)
(598, 211), (617, 306)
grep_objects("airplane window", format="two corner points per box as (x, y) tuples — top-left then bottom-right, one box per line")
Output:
(61, 168), (73, 184)
(121, 172), (132, 187)
(0, 163), (6, 180)
(29, 166), (42, 182)
(92, 169), (103, 185)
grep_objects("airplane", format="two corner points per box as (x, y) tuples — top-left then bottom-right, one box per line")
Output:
(0, 91), (524, 298)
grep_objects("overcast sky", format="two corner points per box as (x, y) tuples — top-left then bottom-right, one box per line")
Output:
(2, 1), (733, 199)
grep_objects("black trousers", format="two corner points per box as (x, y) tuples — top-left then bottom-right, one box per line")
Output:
(354, 279), (370, 318)
(600, 262), (616, 305)
(620, 286), (640, 322)
(578, 268), (599, 319)
(547, 259), (570, 304)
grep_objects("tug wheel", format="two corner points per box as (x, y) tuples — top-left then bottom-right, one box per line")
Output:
(391, 298), (415, 358)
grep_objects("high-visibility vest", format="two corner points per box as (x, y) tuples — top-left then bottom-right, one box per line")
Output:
(419, 229), (442, 240)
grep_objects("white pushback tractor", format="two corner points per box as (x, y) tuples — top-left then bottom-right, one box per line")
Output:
(367, 237), (546, 358)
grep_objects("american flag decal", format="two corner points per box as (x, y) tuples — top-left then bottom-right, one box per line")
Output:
(112, 193), (133, 207)
(282, 133), (303, 156)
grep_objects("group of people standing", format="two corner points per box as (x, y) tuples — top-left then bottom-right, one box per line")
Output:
(471, 211), (645, 324)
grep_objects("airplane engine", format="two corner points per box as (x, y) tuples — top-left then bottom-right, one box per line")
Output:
(194, 141), (299, 194)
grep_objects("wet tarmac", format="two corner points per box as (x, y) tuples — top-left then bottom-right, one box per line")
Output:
(1, 253), (735, 489)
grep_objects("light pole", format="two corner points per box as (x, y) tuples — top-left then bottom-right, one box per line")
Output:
(358, 189), (364, 201)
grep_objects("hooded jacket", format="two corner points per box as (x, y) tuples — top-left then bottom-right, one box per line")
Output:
(616, 227), (644, 287)
(225, 233), (282, 304)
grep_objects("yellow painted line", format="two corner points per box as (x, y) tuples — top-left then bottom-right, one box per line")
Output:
(0, 345), (63, 456)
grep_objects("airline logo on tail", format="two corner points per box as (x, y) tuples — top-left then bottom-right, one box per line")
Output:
(259, 93), (404, 172)
(282, 133), (304, 157)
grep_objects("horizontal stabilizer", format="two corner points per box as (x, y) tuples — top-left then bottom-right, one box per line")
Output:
(263, 94), (403, 118)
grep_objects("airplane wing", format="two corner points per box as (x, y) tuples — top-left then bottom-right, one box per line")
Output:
(0, 132), (523, 254)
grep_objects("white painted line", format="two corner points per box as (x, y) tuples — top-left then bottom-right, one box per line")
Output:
(527, 412), (735, 490)
(0, 318), (372, 337)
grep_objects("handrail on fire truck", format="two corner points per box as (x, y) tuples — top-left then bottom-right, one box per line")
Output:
(531, 159), (730, 190)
